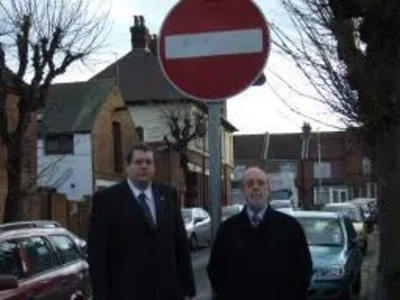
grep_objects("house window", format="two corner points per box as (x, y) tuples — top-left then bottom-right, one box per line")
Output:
(313, 162), (332, 179)
(44, 135), (73, 155)
(113, 122), (123, 172)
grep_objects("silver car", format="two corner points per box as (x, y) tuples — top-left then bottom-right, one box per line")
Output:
(182, 208), (211, 250)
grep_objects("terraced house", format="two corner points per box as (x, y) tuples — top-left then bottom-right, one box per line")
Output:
(37, 81), (138, 201)
(233, 126), (376, 207)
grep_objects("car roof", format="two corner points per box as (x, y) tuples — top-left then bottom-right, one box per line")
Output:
(0, 220), (61, 228)
(0, 227), (71, 240)
(290, 210), (342, 219)
(324, 202), (356, 208)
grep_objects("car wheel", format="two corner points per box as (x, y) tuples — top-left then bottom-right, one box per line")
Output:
(352, 271), (361, 295)
(190, 234), (198, 251)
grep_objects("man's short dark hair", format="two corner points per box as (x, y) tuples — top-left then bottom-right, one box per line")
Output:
(126, 143), (153, 164)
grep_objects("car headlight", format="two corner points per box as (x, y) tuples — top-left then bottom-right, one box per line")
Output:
(313, 266), (345, 280)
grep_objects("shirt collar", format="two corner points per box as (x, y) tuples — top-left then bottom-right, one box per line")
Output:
(127, 178), (152, 198)
(246, 204), (268, 220)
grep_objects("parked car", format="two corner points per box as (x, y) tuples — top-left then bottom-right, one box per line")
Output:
(322, 202), (369, 255)
(0, 220), (62, 230)
(0, 227), (91, 299)
(221, 204), (244, 222)
(182, 208), (211, 250)
(0, 221), (87, 257)
(269, 200), (294, 214)
(292, 211), (364, 299)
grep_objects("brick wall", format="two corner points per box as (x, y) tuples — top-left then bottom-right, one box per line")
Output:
(0, 93), (37, 220)
(92, 86), (139, 183)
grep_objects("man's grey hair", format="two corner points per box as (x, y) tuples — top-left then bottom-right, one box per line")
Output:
(239, 167), (269, 186)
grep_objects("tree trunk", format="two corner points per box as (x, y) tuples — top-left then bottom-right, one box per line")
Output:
(375, 123), (400, 300)
(3, 138), (24, 222)
(180, 152), (195, 207)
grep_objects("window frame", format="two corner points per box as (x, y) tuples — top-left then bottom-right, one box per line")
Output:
(48, 234), (82, 265)
(44, 134), (74, 155)
(18, 236), (59, 278)
(0, 239), (25, 279)
(112, 121), (123, 172)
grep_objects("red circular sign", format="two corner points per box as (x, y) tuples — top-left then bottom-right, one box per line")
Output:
(158, 0), (270, 101)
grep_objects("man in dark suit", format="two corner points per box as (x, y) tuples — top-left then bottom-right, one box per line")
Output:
(207, 167), (312, 300)
(88, 143), (196, 300)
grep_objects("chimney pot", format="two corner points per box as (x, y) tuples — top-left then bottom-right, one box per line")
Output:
(131, 15), (150, 50)
(150, 34), (158, 56)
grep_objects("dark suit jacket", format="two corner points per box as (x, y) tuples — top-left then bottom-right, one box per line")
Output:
(207, 207), (312, 300)
(87, 181), (196, 300)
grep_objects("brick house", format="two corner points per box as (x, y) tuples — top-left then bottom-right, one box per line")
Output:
(0, 69), (38, 219)
(90, 16), (238, 208)
(233, 126), (376, 207)
(37, 81), (138, 201)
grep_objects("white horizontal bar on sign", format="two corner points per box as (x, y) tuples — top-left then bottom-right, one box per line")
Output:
(165, 28), (263, 59)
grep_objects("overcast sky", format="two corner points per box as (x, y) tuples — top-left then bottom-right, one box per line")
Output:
(57, 0), (344, 134)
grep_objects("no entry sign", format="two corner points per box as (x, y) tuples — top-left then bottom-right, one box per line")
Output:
(158, 0), (270, 101)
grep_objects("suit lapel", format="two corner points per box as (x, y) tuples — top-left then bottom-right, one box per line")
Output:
(152, 183), (168, 231)
(121, 181), (157, 231)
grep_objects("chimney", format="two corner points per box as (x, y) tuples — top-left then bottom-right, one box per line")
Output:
(130, 15), (151, 50)
(149, 34), (158, 56)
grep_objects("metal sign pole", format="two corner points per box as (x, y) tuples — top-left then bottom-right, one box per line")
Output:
(207, 100), (222, 242)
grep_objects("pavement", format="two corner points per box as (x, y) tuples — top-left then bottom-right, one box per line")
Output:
(191, 229), (380, 300)
(191, 247), (212, 300)
(360, 229), (379, 300)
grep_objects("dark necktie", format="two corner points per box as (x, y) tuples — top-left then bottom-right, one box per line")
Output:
(138, 193), (155, 227)
(252, 213), (261, 227)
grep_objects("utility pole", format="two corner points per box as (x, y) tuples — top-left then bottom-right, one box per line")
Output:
(317, 128), (322, 204)
(301, 122), (311, 209)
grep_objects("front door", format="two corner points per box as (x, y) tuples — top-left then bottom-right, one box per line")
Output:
(331, 188), (348, 203)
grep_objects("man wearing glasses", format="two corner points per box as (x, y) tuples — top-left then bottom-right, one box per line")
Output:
(207, 167), (312, 300)
(88, 143), (195, 300)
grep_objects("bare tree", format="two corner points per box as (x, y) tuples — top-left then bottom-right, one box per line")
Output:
(0, 0), (109, 222)
(161, 100), (207, 207)
(274, 0), (400, 298)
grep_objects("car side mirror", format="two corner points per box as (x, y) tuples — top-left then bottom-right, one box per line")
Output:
(0, 275), (18, 291)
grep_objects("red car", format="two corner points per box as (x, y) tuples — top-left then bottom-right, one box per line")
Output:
(0, 227), (90, 299)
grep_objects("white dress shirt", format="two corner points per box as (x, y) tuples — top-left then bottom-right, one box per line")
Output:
(246, 204), (268, 227)
(127, 179), (157, 224)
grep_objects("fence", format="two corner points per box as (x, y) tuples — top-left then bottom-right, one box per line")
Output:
(35, 190), (91, 239)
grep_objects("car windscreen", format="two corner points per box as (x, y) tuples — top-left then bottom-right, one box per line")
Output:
(181, 210), (192, 224)
(322, 205), (363, 222)
(297, 217), (344, 246)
